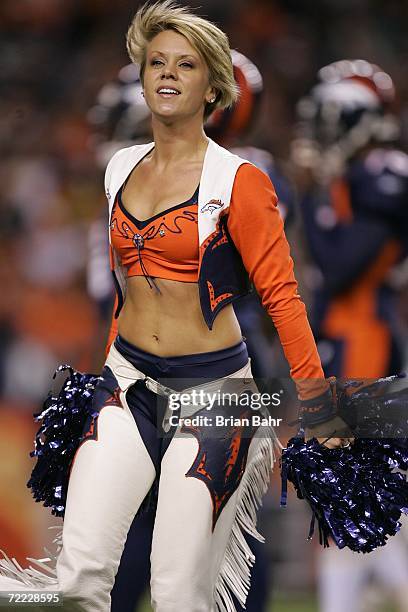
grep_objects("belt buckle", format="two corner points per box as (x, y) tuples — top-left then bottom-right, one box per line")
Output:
(144, 375), (174, 397)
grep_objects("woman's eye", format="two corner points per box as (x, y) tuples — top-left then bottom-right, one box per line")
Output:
(151, 59), (164, 66)
(180, 62), (193, 68)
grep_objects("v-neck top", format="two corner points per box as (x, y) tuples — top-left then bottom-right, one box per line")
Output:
(110, 185), (200, 282)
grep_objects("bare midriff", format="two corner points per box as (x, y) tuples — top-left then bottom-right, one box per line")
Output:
(117, 275), (243, 356)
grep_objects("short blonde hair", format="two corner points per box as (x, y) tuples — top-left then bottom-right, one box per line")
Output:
(126, 0), (239, 119)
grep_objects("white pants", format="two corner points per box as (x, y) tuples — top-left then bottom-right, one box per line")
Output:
(0, 343), (278, 611)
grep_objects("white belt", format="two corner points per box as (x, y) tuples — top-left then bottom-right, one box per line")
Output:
(106, 343), (180, 396)
(105, 342), (256, 430)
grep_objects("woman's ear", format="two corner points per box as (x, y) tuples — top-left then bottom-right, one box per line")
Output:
(206, 88), (217, 105)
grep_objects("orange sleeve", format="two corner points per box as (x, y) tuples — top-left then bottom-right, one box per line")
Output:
(227, 163), (328, 399)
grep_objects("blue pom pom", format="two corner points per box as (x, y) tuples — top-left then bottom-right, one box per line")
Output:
(281, 436), (408, 553)
(26, 365), (102, 517)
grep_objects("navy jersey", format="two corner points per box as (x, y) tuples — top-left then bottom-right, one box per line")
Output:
(299, 147), (408, 378)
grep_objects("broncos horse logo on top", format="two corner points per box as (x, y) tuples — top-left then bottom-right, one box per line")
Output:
(201, 199), (224, 214)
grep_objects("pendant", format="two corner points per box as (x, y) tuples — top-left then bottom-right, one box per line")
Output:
(133, 233), (144, 248)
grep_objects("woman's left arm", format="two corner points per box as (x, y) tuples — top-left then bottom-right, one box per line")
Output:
(227, 163), (328, 399)
(228, 164), (353, 445)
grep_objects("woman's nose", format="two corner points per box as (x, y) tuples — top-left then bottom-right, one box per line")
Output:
(161, 64), (177, 80)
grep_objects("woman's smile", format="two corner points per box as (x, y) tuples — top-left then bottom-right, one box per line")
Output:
(156, 86), (181, 97)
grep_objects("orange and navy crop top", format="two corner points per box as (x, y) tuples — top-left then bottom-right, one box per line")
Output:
(107, 159), (329, 399)
(110, 185), (200, 289)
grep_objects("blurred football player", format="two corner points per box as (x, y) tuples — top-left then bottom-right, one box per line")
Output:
(292, 59), (408, 380)
(291, 59), (408, 612)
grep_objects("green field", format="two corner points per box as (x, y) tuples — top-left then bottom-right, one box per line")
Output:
(136, 594), (318, 612)
(136, 593), (397, 612)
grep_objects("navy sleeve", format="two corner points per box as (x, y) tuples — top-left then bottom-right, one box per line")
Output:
(300, 194), (393, 294)
(300, 150), (408, 294)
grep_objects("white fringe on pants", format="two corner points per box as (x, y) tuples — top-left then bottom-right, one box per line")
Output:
(0, 344), (281, 611)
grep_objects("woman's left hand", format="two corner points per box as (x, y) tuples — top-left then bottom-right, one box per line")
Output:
(305, 415), (354, 449)
(317, 436), (354, 449)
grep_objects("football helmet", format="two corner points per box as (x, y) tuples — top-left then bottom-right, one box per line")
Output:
(87, 63), (151, 167)
(205, 50), (263, 142)
(296, 59), (399, 159)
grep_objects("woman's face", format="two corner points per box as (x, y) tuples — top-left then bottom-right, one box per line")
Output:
(143, 29), (215, 123)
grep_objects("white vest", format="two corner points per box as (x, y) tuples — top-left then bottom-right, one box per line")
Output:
(105, 138), (252, 328)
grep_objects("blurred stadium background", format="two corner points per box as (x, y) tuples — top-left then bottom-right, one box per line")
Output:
(1, 1), (408, 611)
